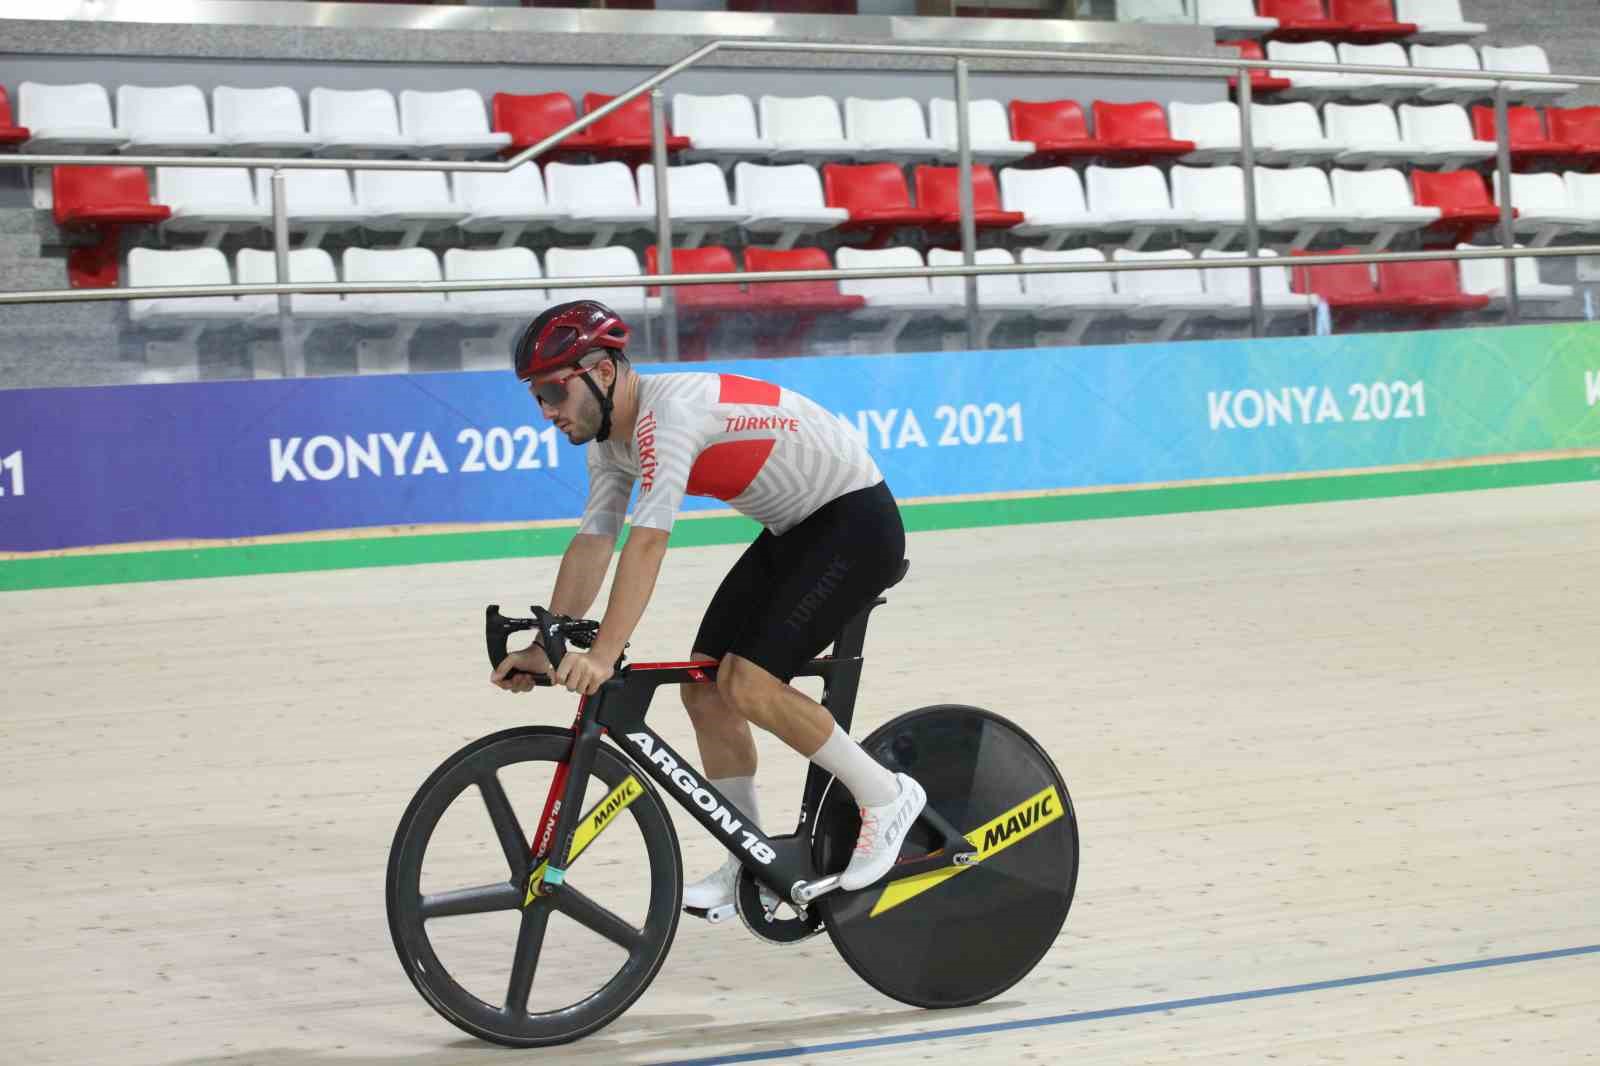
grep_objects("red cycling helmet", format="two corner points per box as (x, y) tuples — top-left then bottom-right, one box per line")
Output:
(511, 299), (631, 382)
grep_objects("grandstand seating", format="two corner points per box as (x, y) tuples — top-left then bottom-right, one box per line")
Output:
(1, 11), (1590, 362)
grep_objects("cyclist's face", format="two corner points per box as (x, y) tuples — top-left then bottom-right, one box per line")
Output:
(533, 361), (609, 445)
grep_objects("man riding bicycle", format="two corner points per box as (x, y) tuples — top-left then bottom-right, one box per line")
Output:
(490, 299), (926, 911)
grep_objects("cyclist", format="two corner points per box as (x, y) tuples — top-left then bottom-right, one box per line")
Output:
(490, 299), (925, 908)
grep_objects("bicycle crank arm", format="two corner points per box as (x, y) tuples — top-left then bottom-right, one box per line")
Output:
(793, 841), (979, 904)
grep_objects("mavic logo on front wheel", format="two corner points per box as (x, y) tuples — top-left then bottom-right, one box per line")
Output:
(868, 784), (1063, 919)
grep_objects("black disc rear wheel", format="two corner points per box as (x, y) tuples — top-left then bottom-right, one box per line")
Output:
(813, 706), (1078, 1008)
(387, 726), (682, 1047)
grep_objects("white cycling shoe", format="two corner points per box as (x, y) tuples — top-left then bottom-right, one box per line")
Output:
(838, 772), (927, 891)
(683, 855), (776, 924)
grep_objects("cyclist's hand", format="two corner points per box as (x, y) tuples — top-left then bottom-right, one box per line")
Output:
(490, 642), (553, 693)
(552, 649), (613, 697)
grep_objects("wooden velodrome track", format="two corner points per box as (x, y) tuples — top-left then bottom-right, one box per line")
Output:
(3, 480), (1597, 1065)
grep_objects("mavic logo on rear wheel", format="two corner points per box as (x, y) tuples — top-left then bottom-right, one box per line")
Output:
(868, 784), (1063, 919)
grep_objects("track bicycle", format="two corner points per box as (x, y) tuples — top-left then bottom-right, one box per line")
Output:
(385, 562), (1080, 1047)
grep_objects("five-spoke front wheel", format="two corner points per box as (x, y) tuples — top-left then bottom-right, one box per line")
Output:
(386, 727), (682, 1047)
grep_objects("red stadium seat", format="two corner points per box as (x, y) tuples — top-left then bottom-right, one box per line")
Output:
(1259, 0), (1354, 40)
(52, 165), (172, 288)
(912, 165), (1025, 229)
(1411, 169), (1510, 245)
(644, 245), (755, 311)
(0, 86), (30, 146)
(1373, 257), (1490, 312)
(742, 246), (865, 312)
(821, 162), (940, 247)
(743, 246), (866, 355)
(1328, 0), (1419, 42)
(491, 92), (604, 156)
(581, 93), (691, 157)
(1220, 40), (1294, 96)
(1090, 101), (1197, 162)
(1289, 250), (1397, 311)
(1546, 107), (1600, 168)
(1007, 99), (1111, 159)
(644, 244), (755, 359)
(1469, 105), (1575, 168)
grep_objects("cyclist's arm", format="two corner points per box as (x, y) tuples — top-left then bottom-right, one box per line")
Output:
(548, 533), (616, 619)
(587, 401), (693, 663)
(550, 446), (635, 619)
(589, 526), (669, 664)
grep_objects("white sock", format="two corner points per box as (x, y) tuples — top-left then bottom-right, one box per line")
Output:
(710, 775), (761, 859)
(809, 723), (898, 808)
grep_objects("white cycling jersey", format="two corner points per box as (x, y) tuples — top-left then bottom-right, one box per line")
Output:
(578, 371), (883, 538)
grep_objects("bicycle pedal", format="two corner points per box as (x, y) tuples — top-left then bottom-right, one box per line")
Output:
(684, 902), (737, 924)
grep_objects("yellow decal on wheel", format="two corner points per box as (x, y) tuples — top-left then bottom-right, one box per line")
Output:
(869, 784), (1063, 919)
(524, 775), (645, 907)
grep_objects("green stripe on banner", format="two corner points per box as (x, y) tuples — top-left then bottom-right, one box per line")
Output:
(4, 455), (1599, 593)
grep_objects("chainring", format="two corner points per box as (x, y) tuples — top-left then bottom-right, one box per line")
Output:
(735, 866), (824, 945)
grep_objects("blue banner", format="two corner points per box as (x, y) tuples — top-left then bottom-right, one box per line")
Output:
(2, 323), (1597, 552)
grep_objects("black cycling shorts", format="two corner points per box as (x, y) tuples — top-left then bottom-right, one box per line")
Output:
(692, 480), (906, 683)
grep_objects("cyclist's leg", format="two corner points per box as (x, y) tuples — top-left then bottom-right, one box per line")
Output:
(711, 482), (921, 887)
(681, 530), (775, 779)
(713, 481), (905, 766)
(680, 534), (777, 917)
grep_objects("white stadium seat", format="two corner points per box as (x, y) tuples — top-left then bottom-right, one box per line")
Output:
(1085, 164), (1188, 250)
(453, 161), (567, 247)
(18, 81), (127, 153)
(1000, 166), (1112, 250)
(1200, 248), (1315, 325)
(1337, 44), (1432, 105)
(1494, 171), (1600, 246)
(353, 168), (468, 247)
(252, 167), (367, 247)
(732, 162), (848, 249)
(1269, 41), (1370, 103)
(636, 162), (750, 248)
(1113, 248), (1235, 342)
(929, 98), (1035, 163)
(1251, 102), (1342, 166)
(835, 245), (950, 349)
(1478, 45), (1579, 104)
(544, 245), (659, 316)
(1255, 166), (1348, 250)
(844, 97), (940, 161)
(116, 85), (224, 155)
(155, 166), (270, 246)
(759, 95), (861, 162)
(1395, 0), (1486, 43)
(1397, 103), (1498, 170)
(235, 247), (346, 318)
(126, 247), (240, 324)
(1170, 165), (1248, 250)
(1167, 101), (1242, 164)
(308, 88), (415, 158)
(1330, 168), (1442, 250)
(1019, 247), (1140, 345)
(927, 246), (1043, 347)
(213, 86), (321, 156)
(673, 93), (774, 161)
(399, 89), (512, 159)
(1456, 244), (1574, 306)
(1324, 103), (1416, 169)
(545, 161), (657, 247)
(1196, 0), (1279, 37)
(1410, 44), (1490, 104)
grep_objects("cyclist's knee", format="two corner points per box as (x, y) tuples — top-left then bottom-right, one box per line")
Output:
(681, 652), (727, 724)
(716, 654), (776, 717)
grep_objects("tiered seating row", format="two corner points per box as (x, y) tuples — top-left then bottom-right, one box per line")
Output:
(126, 237), (1562, 358)
(1122, 0), (1485, 42)
(2, 60), (1580, 167)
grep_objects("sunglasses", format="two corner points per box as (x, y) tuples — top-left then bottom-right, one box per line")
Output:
(528, 361), (602, 407)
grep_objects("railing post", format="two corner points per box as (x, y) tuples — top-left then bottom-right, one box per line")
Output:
(1236, 67), (1264, 339)
(1493, 82), (1521, 325)
(955, 58), (980, 350)
(269, 168), (303, 378)
(650, 89), (678, 362)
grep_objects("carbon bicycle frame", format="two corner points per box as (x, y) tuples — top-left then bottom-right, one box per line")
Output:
(524, 596), (971, 905)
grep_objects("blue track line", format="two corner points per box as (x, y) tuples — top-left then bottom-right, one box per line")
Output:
(653, 944), (1600, 1066)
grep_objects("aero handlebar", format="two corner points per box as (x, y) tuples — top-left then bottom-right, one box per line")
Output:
(485, 605), (602, 686)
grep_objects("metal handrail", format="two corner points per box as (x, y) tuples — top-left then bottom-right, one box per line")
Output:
(1, 35), (1595, 347)
(4, 244), (1591, 303)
